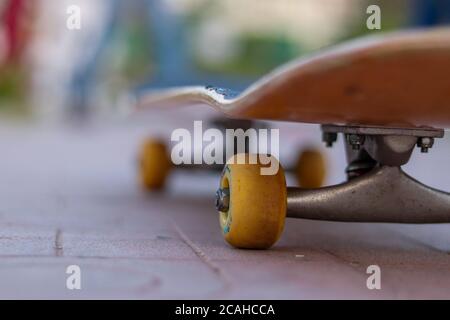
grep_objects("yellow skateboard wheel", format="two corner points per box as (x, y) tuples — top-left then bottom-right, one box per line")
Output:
(139, 139), (172, 190)
(295, 149), (326, 188)
(217, 154), (287, 249)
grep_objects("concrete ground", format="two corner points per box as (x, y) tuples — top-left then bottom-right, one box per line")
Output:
(0, 116), (449, 299)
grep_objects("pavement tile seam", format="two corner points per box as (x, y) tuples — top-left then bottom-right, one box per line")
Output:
(171, 220), (234, 298)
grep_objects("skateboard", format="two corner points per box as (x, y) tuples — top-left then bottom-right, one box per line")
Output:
(135, 28), (450, 249)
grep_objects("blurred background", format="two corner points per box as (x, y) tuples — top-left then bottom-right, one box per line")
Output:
(1, 0), (450, 121)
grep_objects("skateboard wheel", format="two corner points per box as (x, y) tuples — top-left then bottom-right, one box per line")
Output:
(139, 139), (172, 190)
(217, 154), (287, 249)
(295, 149), (326, 188)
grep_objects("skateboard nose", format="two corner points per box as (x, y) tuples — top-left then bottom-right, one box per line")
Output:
(215, 188), (230, 212)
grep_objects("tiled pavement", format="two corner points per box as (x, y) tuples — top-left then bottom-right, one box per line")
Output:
(0, 117), (448, 299)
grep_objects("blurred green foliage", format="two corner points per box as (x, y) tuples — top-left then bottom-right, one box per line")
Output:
(186, 0), (410, 78)
(196, 34), (299, 76)
(0, 65), (29, 116)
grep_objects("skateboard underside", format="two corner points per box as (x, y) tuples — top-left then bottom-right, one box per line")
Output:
(137, 28), (450, 129)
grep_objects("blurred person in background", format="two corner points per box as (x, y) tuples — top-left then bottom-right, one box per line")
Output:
(28, 0), (117, 121)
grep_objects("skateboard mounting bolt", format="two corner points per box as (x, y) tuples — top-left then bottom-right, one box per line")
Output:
(347, 134), (365, 150)
(417, 137), (434, 153)
(322, 132), (338, 148)
(215, 188), (230, 212)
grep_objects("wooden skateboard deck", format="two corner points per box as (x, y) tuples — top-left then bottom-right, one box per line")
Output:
(137, 28), (450, 129)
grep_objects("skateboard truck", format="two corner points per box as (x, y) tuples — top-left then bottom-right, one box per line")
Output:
(216, 164), (450, 224)
(287, 124), (450, 223)
(216, 125), (449, 226)
(286, 166), (450, 223)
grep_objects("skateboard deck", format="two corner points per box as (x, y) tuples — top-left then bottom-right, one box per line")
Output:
(137, 28), (450, 129)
